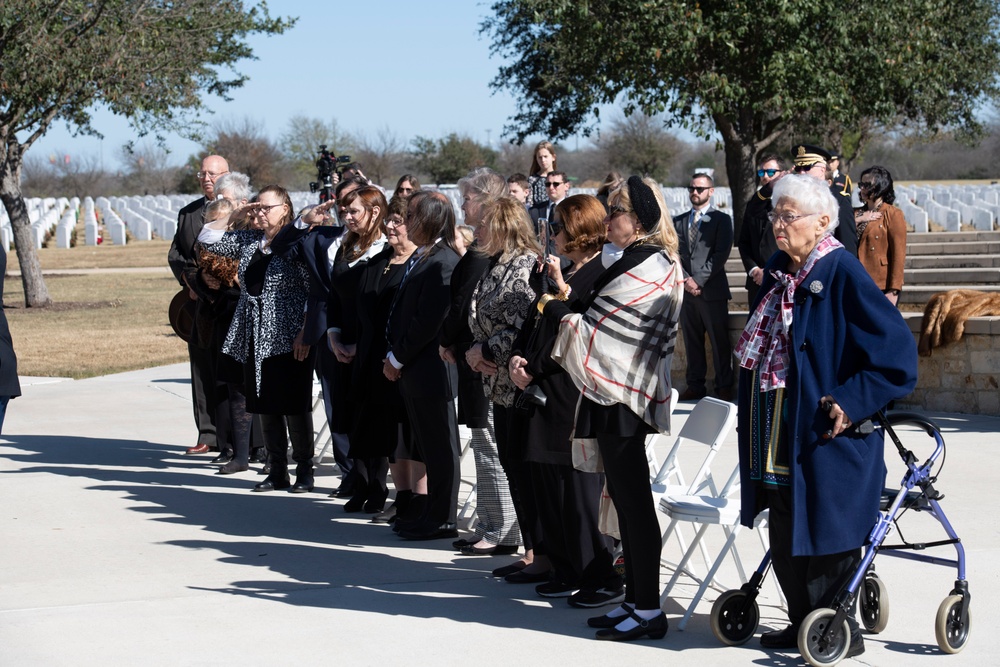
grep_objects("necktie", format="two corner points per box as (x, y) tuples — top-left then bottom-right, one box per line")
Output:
(689, 210), (701, 247)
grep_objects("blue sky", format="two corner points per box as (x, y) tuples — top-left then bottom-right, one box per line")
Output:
(29, 1), (619, 169)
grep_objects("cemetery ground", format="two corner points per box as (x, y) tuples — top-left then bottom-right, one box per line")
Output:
(4, 239), (186, 378)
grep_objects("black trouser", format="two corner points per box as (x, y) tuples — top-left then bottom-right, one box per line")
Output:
(598, 432), (661, 609)
(530, 461), (617, 590)
(259, 412), (314, 476)
(494, 404), (537, 551)
(223, 382), (253, 464)
(767, 485), (861, 632)
(188, 340), (217, 446)
(680, 295), (733, 392)
(403, 394), (460, 525)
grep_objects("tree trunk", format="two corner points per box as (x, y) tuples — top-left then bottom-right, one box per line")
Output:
(720, 130), (757, 241)
(0, 152), (52, 307)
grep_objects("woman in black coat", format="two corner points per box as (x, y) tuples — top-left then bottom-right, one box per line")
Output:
(542, 177), (684, 641)
(0, 248), (20, 433)
(508, 194), (621, 605)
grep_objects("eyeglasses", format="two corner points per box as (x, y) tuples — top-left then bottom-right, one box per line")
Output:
(256, 203), (283, 214)
(197, 170), (228, 180)
(608, 205), (630, 217)
(545, 180), (564, 187)
(757, 169), (780, 178)
(385, 217), (406, 227)
(768, 211), (816, 226)
(794, 163), (825, 173)
(687, 186), (710, 194)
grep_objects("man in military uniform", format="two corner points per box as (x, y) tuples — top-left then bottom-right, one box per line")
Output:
(828, 152), (853, 198)
(791, 144), (858, 255)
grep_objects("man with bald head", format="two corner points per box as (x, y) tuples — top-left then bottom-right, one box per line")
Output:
(168, 154), (230, 456)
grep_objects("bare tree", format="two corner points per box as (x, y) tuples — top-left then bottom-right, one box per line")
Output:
(120, 143), (180, 195)
(596, 114), (684, 184)
(353, 126), (404, 187)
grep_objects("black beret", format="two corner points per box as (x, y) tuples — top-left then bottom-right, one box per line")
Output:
(627, 176), (661, 232)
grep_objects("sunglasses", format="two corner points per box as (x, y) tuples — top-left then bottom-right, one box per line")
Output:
(549, 220), (563, 236)
(858, 181), (876, 191)
(687, 186), (710, 194)
(545, 181), (565, 187)
(794, 163), (825, 173)
(757, 168), (780, 178)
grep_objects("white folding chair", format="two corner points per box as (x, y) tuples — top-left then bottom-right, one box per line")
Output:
(645, 388), (680, 480)
(456, 422), (479, 529)
(658, 463), (772, 630)
(310, 377), (334, 467)
(651, 396), (737, 576)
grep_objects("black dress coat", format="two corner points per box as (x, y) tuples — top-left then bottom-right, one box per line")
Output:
(513, 257), (604, 465)
(440, 247), (492, 428)
(350, 246), (408, 458)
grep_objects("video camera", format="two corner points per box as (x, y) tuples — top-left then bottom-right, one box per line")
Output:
(309, 145), (352, 203)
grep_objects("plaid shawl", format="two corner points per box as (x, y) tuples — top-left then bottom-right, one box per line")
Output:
(735, 235), (842, 391)
(552, 249), (684, 434)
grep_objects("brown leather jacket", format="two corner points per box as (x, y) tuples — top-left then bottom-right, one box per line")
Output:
(858, 203), (906, 292)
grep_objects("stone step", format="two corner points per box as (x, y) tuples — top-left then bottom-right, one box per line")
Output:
(726, 265), (1000, 288)
(906, 230), (1000, 243)
(907, 241), (1000, 255)
(906, 254), (1000, 269)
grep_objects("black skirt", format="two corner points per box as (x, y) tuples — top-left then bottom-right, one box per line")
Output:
(244, 347), (314, 415)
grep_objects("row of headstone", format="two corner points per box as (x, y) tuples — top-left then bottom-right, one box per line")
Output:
(94, 198), (128, 245)
(82, 197), (100, 246)
(54, 198), (80, 248)
(897, 184), (999, 231)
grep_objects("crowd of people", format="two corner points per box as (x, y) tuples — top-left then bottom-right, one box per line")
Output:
(166, 141), (918, 650)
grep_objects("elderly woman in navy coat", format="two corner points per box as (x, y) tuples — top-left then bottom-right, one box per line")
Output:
(734, 174), (917, 658)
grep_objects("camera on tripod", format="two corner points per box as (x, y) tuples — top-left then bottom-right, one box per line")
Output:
(309, 145), (352, 203)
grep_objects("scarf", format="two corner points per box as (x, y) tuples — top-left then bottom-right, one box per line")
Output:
(734, 235), (842, 391)
(552, 249), (684, 433)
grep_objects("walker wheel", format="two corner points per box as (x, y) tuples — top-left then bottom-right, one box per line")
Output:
(935, 594), (970, 654)
(710, 589), (759, 646)
(860, 574), (889, 633)
(799, 608), (850, 667)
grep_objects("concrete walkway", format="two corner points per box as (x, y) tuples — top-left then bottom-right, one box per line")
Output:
(0, 363), (994, 666)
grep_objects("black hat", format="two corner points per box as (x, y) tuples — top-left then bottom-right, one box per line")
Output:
(626, 176), (661, 232)
(791, 144), (832, 168)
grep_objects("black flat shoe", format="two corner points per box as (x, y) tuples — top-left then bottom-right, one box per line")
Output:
(249, 448), (267, 463)
(211, 452), (233, 464)
(217, 460), (249, 475)
(760, 625), (799, 649)
(504, 569), (552, 584)
(492, 561), (527, 578)
(588, 604), (634, 628)
(253, 476), (290, 492)
(594, 611), (668, 642)
(452, 537), (479, 550)
(460, 543), (519, 556)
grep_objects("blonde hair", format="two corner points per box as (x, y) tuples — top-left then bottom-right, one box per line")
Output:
(608, 177), (678, 256)
(479, 196), (543, 258)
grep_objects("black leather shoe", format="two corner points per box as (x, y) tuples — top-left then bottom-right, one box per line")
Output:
(253, 476), (290, 492)
(371, 504), (398, 524)
(289, 479), (314, 494)
(398, 522), (459, 541)
(760, 625), (799, 649)
(452, 537), (479, 550)
(846, 631), (865, 658)
(217, 460), (249, 475)
(594, 611), (668, 641)
(211, 452), (233, 464)
(588, 604), (633, 628)
(333, 482), (355, 498)
(249, 448), (266, 463)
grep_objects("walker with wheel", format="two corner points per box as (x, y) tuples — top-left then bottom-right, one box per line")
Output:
(709, 410), (970, 666)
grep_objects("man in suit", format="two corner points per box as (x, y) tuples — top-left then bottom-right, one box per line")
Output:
(738, 154), (785, 306)
(384, 191), (462, 540)
(674, 172), (735, 402)
(791, 144), (858, 255)
(529, 170), (569, 259)
(168, 154), (229, 455)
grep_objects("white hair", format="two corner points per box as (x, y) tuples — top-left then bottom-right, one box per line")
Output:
(771, 174), (840, 235)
